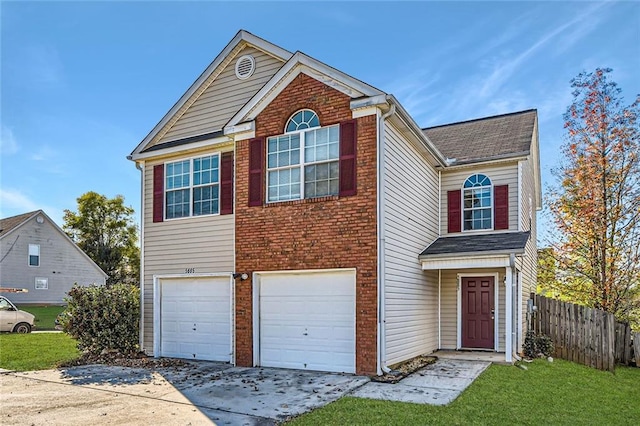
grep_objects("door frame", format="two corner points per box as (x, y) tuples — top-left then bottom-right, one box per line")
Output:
(251, 268), (356, 369)
(153, 273), (235, 363)
(456, 272), (499, 351)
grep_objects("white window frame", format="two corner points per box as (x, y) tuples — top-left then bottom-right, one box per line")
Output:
(164, 152), (221, 220)
(462, 174), (493, 231)
(266, 123), (340, 203)
(28, 244), (40, 267)
(35, 277), (48, 290)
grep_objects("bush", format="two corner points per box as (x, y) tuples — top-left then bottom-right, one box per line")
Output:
(61, 283), (140, 355)
(523, 330), (555, 358)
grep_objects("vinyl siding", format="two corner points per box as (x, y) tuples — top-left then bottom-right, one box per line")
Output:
(382, 121), (440, 366)
(517, 156), (538, 351)
(439, 269), (506, 352)
(0, 216), (106, 305)
(155, 47), (284, 145)
(141, 152), (235, 353)
(440, 163), (519, 236)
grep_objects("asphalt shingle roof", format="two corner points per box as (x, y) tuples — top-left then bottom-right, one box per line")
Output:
(0, 211), (39, 238)
(419, 232), (530, 257)
(423, 109), (537, 165)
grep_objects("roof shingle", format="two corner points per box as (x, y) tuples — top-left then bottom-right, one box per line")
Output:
(0, 211), (39, 237)
(419, 232), (530, 258)
(423, 109), (537, 165)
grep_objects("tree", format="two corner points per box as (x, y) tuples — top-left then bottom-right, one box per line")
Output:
(64, 192), (140, 286)
(548, 68), (640, 327)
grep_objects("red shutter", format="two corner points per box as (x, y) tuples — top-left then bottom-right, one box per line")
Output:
(220, 152), (234, 215)
(339, 119), (357, 197)
(494, 185), (509, 230)
(447, 190), (461, 233)
(153, 164), (164, 223)
(248, 137), (265, 207)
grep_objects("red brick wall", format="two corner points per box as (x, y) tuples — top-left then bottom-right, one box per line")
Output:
(235, 73), (378, 374)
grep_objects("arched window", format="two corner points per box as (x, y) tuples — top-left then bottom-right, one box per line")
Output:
(285, 109), (320, 133)
(463, 174), (492, 230)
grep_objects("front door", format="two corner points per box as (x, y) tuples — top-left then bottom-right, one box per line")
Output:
(462, 277), (495, 349)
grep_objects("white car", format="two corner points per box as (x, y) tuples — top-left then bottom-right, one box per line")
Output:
(0, 296), (35, 333)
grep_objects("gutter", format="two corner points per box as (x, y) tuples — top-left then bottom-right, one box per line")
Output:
(377, 102), (396, 375)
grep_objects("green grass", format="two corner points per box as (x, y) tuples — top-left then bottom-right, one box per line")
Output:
(17, 305), (66, 330)
(0, 333), (80, 371)
(290, 359), (640, 425)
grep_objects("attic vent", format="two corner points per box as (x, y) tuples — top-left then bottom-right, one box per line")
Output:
(235, 55), (255, 80)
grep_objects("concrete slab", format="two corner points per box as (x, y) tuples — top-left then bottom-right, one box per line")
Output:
(352, 358), (490, 405)
(2, 361), (369, 425)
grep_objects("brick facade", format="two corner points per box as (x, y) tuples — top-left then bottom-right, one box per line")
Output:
(235, 73), (379, 374)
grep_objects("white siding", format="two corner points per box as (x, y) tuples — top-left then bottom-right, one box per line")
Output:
(0, 215), (106, 305)
(440, 163), (519, 236)
(142, 152), (235, 353)
(382, 122), (440, 366)
(517, 156), (539, 351)
(153, 46), (284, 145)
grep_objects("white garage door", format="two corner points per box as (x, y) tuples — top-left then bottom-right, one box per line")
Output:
(258, 270), (355, 373)
(158, 276), (231, 362)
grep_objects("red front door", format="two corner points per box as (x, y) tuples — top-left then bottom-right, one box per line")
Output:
(462, 277), (495, 349)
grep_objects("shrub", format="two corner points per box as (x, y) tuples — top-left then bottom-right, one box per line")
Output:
(523, 330), (555, 358)
(61, 283), (140, 355)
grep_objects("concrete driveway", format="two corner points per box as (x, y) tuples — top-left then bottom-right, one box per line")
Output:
(0, 362), (369, 425)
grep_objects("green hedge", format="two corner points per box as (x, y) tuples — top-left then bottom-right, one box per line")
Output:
(61, 283), (140, 355)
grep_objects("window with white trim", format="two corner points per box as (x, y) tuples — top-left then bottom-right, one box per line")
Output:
(165, 154), (220, 219)
(28, 244), (40, 267)
(463, 174), (492, 230)
(35, 277), (48, 290)
(267, 109), (339, 202)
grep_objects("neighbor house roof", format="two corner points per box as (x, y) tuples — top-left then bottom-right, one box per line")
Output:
(423, 109), (537, 165)
(0, 211), (39, 238)
(419, 232), (530, 258)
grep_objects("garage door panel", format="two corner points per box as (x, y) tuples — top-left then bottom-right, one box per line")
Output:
(259, 270), (356, 373)
(159, 277), (231, 362)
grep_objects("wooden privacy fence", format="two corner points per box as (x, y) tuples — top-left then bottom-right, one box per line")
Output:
(531, 295), (637, 372)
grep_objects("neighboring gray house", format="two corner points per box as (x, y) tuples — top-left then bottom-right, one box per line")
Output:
(0, 210), (107, 305)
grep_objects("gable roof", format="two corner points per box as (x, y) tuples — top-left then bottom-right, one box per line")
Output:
(225, 51), (385, 129)
(419, 231), (530, 258)
(129, 30), (293, 158)
(0, 211), (39, 238)
(0, 210), (108, 278)
(423, 109), (537, 166)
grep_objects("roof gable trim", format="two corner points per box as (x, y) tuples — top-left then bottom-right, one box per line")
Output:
(225, 52), (384, 130)
(130, 30), (293, 157)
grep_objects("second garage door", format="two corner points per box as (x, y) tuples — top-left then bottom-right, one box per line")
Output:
(257, 269), (356, 373)
(158, 276), (232, 362)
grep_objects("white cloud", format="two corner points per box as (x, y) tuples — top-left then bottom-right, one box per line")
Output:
(0, 126), (19, 156)
(0, 188), (64, 225)
(0, 188), (39, 213)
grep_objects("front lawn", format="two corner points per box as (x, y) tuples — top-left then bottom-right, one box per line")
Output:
(0, 333), (80, 371)
(17, 305), (66, 331)
(290, 359), (640, 425)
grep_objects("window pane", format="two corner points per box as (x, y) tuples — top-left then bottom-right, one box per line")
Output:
(304, 160), (339, 198)
(166, 189), (190, 219)
(193, 185), (219, 216)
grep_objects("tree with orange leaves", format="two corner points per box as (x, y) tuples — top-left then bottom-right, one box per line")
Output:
(547, 68), (640, 328)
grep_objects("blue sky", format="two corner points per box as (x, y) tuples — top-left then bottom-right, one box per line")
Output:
(2, 1), (639, 241)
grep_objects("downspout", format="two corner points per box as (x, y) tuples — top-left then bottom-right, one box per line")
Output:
(377, 100), (396, 375)
(136, 161), (145, 352)
(510, 253), (517, 361)
(438, 269), (441, 350)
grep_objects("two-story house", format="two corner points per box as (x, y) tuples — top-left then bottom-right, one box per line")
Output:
(0, 210), (107, 304)
(128, 30), (541, 375)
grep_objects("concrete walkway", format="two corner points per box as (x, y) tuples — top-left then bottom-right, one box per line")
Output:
(351, 359), (490, 405)
(1, 362), (368, 425)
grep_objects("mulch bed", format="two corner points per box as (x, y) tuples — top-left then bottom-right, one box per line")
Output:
(58, 350), (188, 369)
(371, 355), (438, 383)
